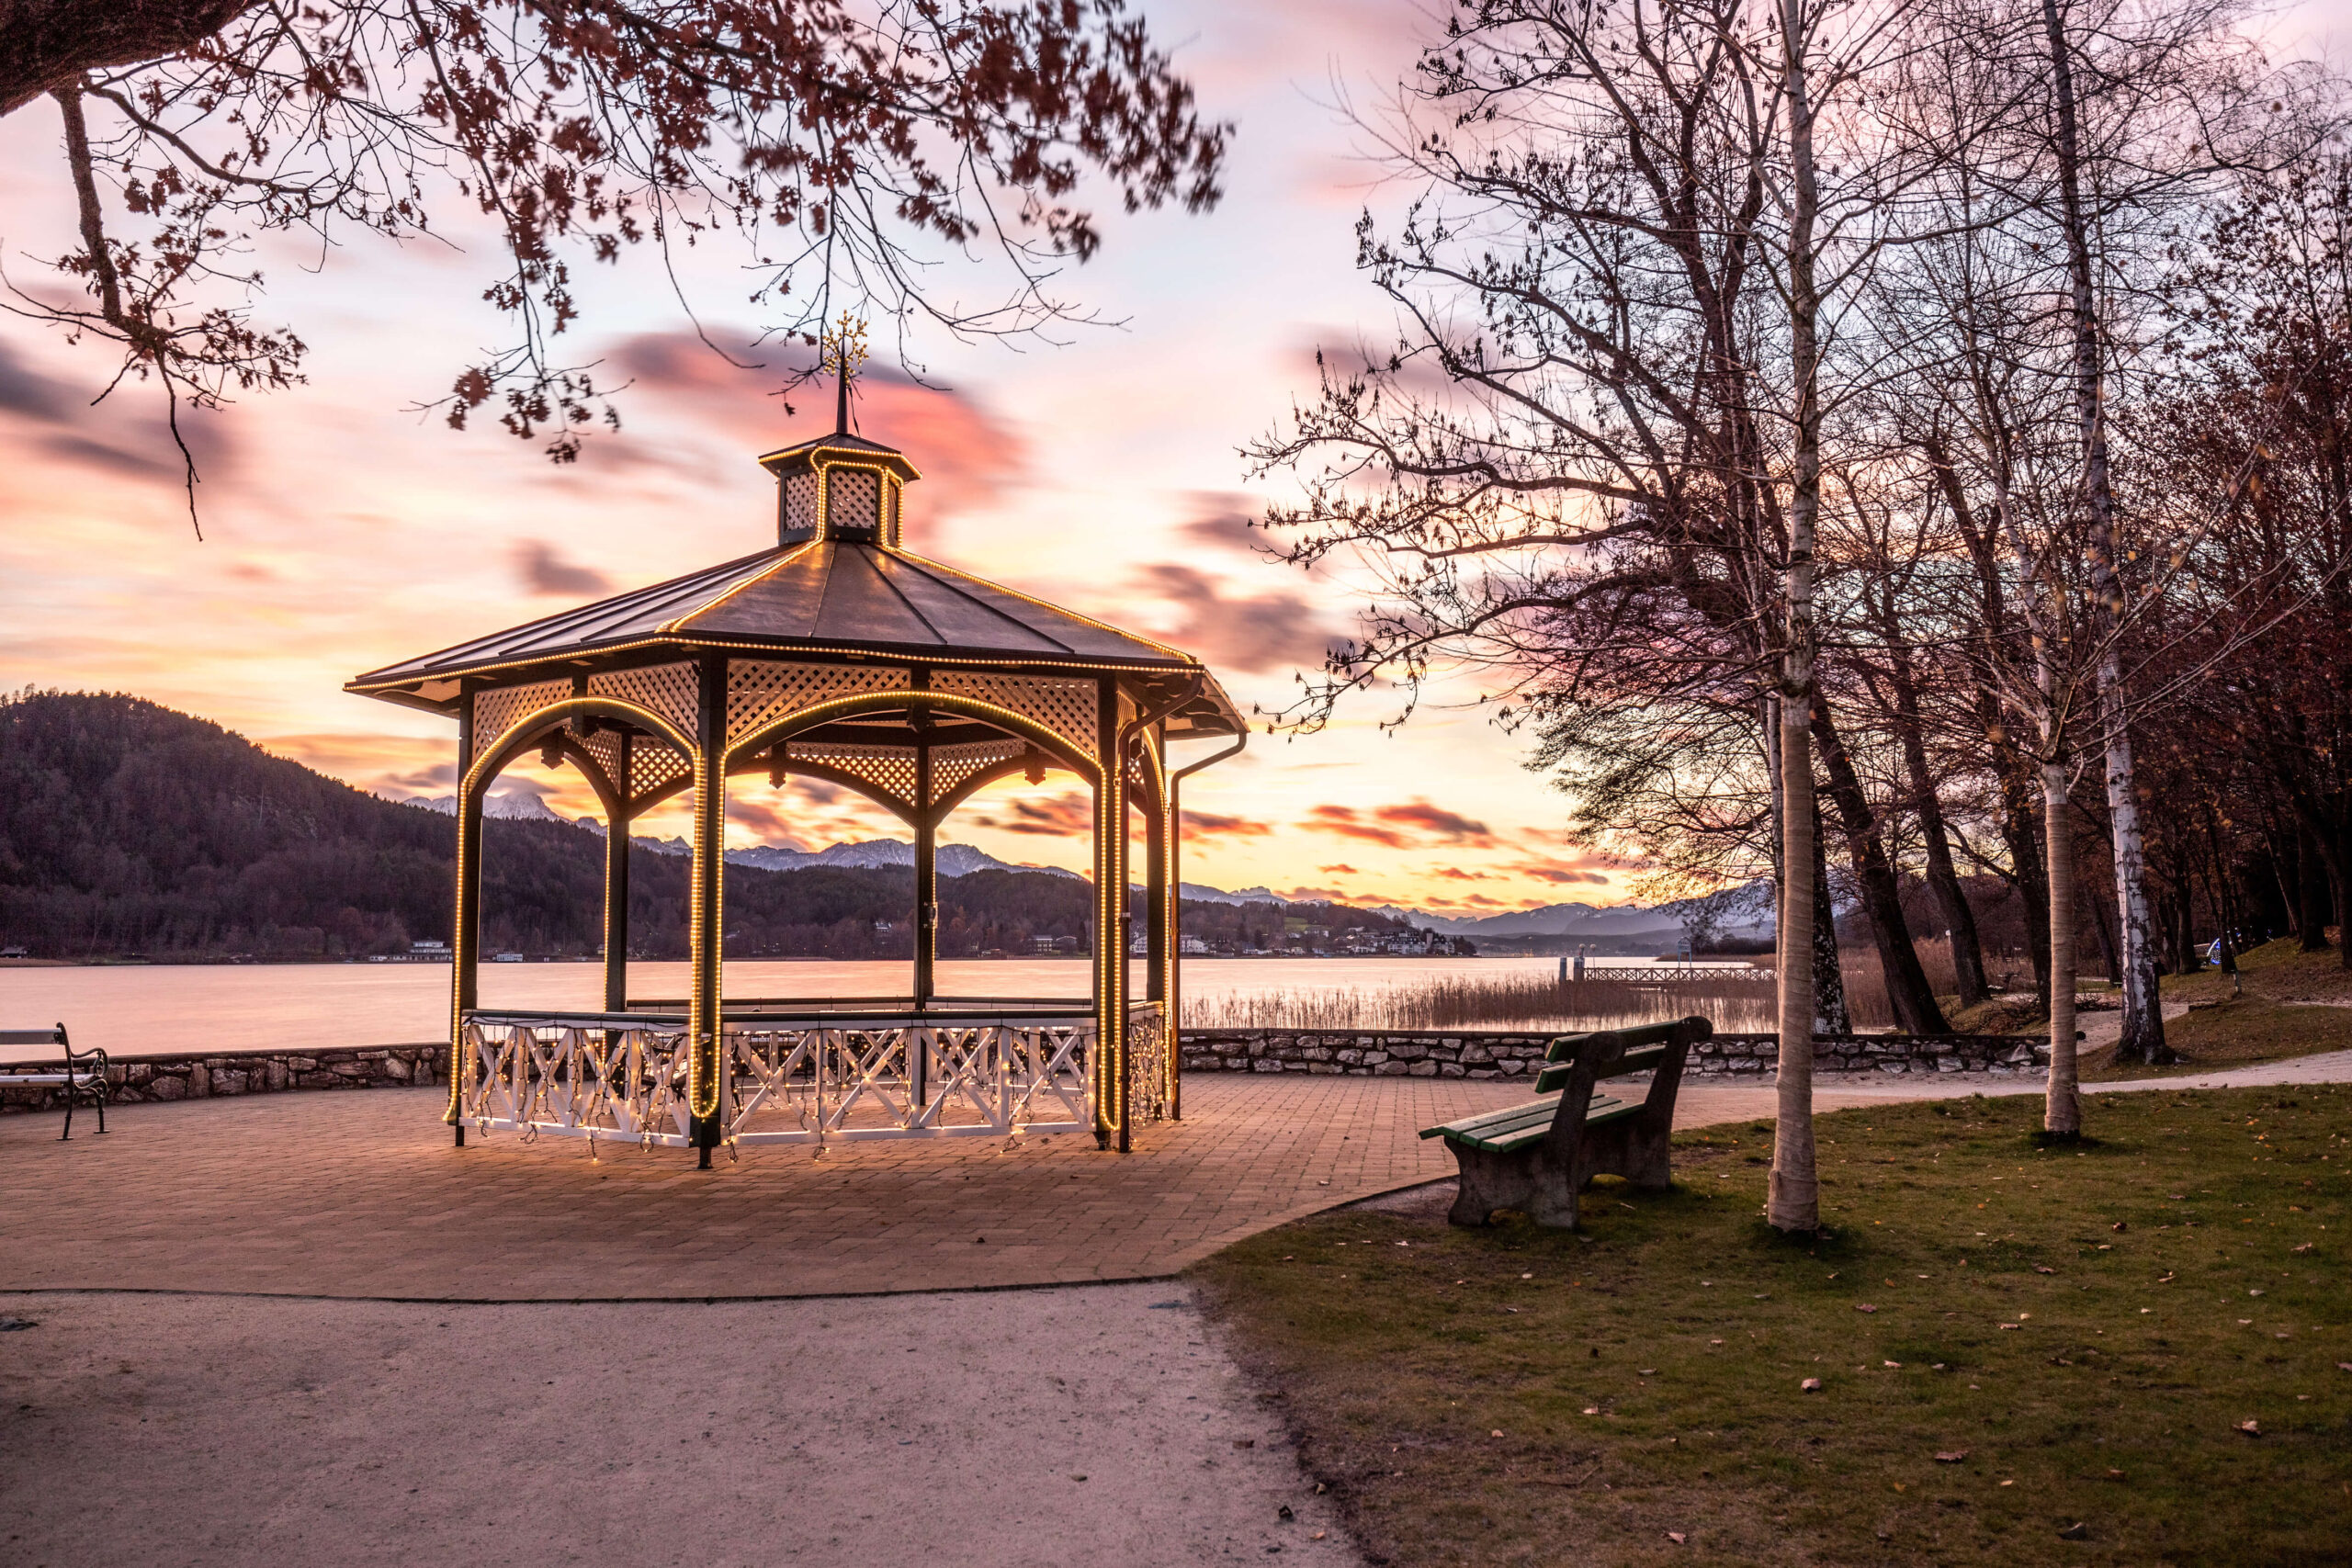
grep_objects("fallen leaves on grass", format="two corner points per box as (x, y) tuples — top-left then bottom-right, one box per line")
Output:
(2237, 1420), (2262, 1438)
(1855, 1303), (1878, 1314)
(1801, 1378), (1823, 1392)
(1934, 1450), (1968, 1462)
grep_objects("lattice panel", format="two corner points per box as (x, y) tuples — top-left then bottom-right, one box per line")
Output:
(931, 671), (1100, 759)
(628, 739), (694, 804)
(783, 472), (820, 537)
(579, 728), (629, 801)
(786, 740), (920, 810)
(727, 660), (902, 745)
(929, 738), (1028, 806)
(587, 661), (701, 739)
(472, 678), (571, 755)
(828, 468), (881, 534)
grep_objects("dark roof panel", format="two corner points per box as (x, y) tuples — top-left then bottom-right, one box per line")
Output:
(349, 540), (1199, 688)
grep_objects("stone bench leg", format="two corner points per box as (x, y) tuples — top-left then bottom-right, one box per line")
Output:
(1575, 1113), (1674, 1191)
(1445, 1144), (1580, 1229)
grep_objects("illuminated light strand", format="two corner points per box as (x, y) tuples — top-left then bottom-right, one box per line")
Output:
(446, 694), (695, 1129)
(351, 638), (1212, 704)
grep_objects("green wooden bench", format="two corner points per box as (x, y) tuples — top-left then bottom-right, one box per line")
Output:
(1419, 1016), (1711, 1228)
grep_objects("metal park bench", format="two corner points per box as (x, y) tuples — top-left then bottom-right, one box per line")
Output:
(1419, 1016), (1710, 1229)
(0, 1023), (109, 1140)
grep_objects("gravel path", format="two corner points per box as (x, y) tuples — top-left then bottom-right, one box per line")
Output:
(0, 1283), (1355, 1568)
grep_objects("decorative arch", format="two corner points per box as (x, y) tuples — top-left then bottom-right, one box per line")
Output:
(723, 689), (1103, 784)
(466, 695), (696, 805)
(447, 694), (701, 1128)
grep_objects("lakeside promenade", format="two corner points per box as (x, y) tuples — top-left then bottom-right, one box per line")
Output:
(7, 1055), (2345, 1568)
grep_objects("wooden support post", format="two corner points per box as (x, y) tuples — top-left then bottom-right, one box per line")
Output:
(1096, 679), (1128, 1152)
(688, 657), (728, 1167)
(449, 687), (480, 1146)
(1145, 746), (1168, 1003)
(911, 675), (936, 1013)
(1145, 739), (1174, 1119)
(603, 732), (632, 1014)
(911, 680), (935, 1113)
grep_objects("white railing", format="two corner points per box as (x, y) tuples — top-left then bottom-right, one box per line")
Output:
(458, 1015), (695, 1148)
(458, 1006), (1173, 1150)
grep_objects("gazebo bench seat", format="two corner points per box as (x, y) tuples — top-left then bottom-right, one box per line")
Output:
(1418, 1017), (1710, 1229)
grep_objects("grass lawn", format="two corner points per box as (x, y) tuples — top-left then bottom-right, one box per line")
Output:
(2078, 1000), (2352, 1081)
(2159, 940), (2352, 1010)
(1192, 1086), (2351, 1566)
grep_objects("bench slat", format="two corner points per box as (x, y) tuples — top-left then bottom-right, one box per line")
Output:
(1532, 1041), (1672, 1094)
(1420, 1094), (1631, 1153)
(0, 1029), (66, 1046)
(1447, 1100), (1639, 1156)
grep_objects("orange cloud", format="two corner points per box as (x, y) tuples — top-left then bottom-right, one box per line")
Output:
(1182, 809), (1274, 839)
(1130, 560), (1332, 674)
(1376, 800), (1494, 846)
(513, 538), (612, 596)
(969, 791), (1092, 838)
(1303, 798), (1498, 852)
(1317, 863), (1359, 874)
(605, 331), (1025, 526)
(1303, 803), (1411, 850)
(1509, 852), (1623, 886)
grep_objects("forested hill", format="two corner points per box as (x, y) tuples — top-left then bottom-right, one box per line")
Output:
(0, 692), (1438, 962)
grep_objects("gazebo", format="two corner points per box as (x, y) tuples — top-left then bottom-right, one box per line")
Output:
(348, 400), (1246, 1165)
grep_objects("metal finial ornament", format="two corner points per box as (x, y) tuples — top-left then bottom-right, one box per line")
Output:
(820, 315), (870, 434)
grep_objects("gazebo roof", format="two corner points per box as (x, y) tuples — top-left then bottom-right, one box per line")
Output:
(347, 424), (1248, 741)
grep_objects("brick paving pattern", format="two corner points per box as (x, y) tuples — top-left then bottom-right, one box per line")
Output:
(6, 1069), (2220, 1302)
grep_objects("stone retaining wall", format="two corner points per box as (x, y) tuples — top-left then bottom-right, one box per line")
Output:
(0, 1043), (447, 1115)
(2, 1025), (2052, 1119)
(1176, 1028), (2050, 1079)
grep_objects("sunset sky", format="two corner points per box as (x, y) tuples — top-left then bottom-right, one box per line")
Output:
(2, 0), (2339, 915)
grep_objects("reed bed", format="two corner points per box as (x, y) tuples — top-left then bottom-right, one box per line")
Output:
(1182, 968), (1778, 1034)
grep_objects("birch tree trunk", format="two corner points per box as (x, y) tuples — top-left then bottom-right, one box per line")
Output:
(2040, 0), (2165, 1065)
(2043, 758), (2081, 1135)
(1770, 0), (1821, 1235)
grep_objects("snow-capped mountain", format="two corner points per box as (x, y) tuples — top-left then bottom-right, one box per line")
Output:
(1379, 879), (1777, 941)
(402, 789), (573, 824)
(723, 839), (1082, 879)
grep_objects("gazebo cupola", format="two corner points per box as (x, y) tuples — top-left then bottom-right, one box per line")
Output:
(349, 378), (1248, 1168)
(760, 431), (918, 547)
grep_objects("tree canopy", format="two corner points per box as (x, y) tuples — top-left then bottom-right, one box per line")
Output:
(1, 0), (1228, 509)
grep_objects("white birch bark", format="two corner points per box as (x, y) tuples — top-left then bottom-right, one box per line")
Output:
(2044, 756), (2081, 1134)
(1770, 0), (1822, 1235)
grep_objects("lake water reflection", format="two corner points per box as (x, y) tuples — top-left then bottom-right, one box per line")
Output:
(0, 955), (1592, 1064)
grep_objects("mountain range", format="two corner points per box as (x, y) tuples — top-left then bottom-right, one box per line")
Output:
(0, 693), (1434, 962)
(429, 788), (1772, 946)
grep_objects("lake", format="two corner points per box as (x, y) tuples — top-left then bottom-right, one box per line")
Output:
(0, 955), (1706, 1063)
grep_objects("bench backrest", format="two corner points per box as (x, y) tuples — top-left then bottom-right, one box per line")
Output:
(1533, 1017), (1709, 1095)
(0, 1026), (66, 1047)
